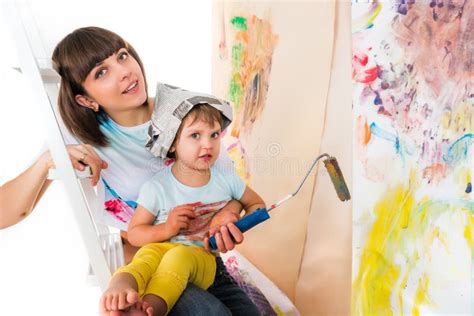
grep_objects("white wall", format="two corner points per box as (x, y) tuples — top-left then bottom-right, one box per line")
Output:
(0, 1), (211, 315)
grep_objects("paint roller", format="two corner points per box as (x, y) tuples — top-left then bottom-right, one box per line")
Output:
(209, 153), (351, 250)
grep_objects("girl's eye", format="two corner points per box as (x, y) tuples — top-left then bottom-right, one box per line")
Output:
(191, 133), (200, 139)
(211, 132), (220, 139)
(95, 68), (107, 79)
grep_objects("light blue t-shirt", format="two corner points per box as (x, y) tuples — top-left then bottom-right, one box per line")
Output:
(136, 164), (246, 247)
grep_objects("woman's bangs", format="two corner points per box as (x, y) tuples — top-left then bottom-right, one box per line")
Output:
(69, 30), (126, 82)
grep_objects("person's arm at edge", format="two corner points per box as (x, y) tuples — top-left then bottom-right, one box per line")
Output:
(0, 145), (107, 229)
(0, 151), (52, 229)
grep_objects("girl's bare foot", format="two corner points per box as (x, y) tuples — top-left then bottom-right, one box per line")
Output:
(142, 294), (168, 316)
(103, 301), (153, 316)
(100, 273), (140, 315)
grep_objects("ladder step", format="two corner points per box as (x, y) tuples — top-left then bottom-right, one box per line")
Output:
(86, 233), (125, 287)
(100, 233), (125, 273)
(48, 166), (92, 180)
(13, 64), (60, 83)
(40, 68), (60, 83)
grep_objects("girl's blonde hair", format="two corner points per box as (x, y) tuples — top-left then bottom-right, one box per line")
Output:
(52, 26), (148, 146)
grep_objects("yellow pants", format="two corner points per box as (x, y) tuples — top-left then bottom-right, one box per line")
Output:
(114, 242), (216, 313)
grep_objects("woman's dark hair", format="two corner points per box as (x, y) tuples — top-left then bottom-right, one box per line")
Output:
(52, 26), (148, 146)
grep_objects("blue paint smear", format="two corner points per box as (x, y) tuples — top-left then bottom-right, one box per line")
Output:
(466, 182), (472, 194)
(369, 122), (413, 164)
(444, 133), (473, 163)
(414, 198), (474, 215)
(374, 92), (382, 105)
(370, 122), (397, 143)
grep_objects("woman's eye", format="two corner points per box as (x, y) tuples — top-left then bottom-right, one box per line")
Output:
(211, 132), (220, 138)
(191, 133), (200, 139)
(95, 68), (107, 79)
(119, 51), (129, 60)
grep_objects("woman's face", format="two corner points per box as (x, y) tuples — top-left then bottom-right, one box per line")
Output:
(79, 48), (147, 114)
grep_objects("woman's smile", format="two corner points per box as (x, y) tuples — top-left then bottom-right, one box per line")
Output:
(122, 80), (139, 94)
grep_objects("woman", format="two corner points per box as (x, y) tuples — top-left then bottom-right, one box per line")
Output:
(0, 27), (259, 316)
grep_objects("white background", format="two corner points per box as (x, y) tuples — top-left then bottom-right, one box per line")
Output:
(0, 1), (211, 315)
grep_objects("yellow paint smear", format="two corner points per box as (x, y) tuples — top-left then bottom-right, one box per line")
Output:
(352, 184), (414, 315)
(353, 180), (472, 315)
(412, 274), (429, 316)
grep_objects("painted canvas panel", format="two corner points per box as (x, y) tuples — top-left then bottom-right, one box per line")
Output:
(213, 0), (335, 305)
(352, 1), (473, 315)
(295, 2), (353, 315)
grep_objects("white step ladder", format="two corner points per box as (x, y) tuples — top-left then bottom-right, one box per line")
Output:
(3, 0), (124, 291)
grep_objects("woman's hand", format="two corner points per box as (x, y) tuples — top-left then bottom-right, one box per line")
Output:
(203, 209), (243, 253)
(46, 144), (108, 186)
(209, 209), (239, 230)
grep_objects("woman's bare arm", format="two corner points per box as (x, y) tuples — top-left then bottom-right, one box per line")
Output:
(0, 151), (52, 229)
(0, 145), (107, 229)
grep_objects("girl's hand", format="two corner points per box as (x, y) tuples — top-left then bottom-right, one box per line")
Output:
(44, 144), (108, 186)
(164, 202), (200, 238)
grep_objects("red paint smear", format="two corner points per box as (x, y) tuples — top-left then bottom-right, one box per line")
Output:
(353, 53), (369, 66)
(164, 158), (175, 166)
(359, 66), (379, 84)
(352, 50), (378, 84)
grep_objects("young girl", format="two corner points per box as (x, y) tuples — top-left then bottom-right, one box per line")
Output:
(1, 27), (260, 315)
(101, 85), (265, 315)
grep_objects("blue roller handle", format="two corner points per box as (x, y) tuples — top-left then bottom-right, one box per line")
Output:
(209, 208), (270, 250)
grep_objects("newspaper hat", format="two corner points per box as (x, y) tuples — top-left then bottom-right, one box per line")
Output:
(145, 83), (233, 159)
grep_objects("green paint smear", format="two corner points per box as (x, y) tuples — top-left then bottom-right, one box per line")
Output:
(229, 43), (244, 108)
(230, 16), (247, 31)
(231, 44), (244, 69)
(229, 76), (242, 109)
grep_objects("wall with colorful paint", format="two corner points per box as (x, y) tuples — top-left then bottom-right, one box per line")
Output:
(213, 0), (473, 315)
(352, 1), (473, 315)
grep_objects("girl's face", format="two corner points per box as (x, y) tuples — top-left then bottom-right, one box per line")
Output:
(78, 48), (147, 114)
(172, 117), (222, 172)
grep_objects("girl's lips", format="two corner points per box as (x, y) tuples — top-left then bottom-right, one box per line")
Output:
(199, 154), (212, 162)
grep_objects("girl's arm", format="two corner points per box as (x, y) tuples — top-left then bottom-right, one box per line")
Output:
(127, 203), (196, 247)
(220, 199), (243, 216)
(239, 186), (266, 213)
